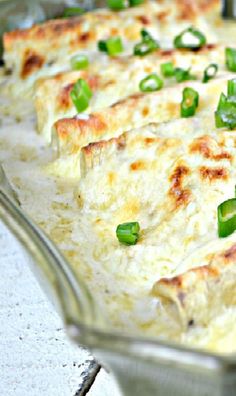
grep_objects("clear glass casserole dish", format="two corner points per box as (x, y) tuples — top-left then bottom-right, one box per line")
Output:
(1, 1), (236, 394)
(1, 165), (236, 396)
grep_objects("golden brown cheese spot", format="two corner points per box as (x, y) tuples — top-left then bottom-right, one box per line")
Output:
(55, 114), (107, 144)
(54, 72), (69, 82)
(190, 136), (232, 161)
(156, 10), (169, 23)
(199, 166), (228, 182)
(168, 165), (191, 208)
(4, 17), (83, 46)
(58, 83), (74, 110)
(82, 134), (124, 159)
(181, 0), (218, 20)
(197, 0), (219, 12)
(110, 27), (119, 35)
(159, 49), (174, 57)
(155, 264), (220, 295)
(87, 75), (100, 90)
(102, 79), (116, 88)
(21, 49), (44, 79)
(158, 275), (183, 289)
(136, 15), (151, 25)
(130, 160), (147, 171)
(48, 17), (83, 36)
(111, 93), (143, 109)
(177, 0), (198, 20)
(82, 139), (107, 156)
(223, 244), (236, 262)
(69, 31), (95, 48)
(83, 114), (107, 137)
(142, 106), (149, 117)
(78, 32), (91, 42)
(117, 135), (126, 151)
(199, 43), (217, 53)
(145, 137), (155, 145)
(193, 264), (220, 279)
(54, 119), (70, 139)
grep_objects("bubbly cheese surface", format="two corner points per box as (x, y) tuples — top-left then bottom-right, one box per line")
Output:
(2, 0), (236, 355)
(3, 0), (221, 96)
(2, 99), (236, 353)
(50, 74), (234, 178)
(35, 44), (229, 142)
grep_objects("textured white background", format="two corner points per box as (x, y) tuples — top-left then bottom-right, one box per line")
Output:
(0, 220), (121, 395)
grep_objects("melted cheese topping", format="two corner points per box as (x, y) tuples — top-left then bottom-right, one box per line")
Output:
(2, 105), (236, 352)
(49, 74), (234, 178)
(3, 0), (221, 96)
(2, 0), (236, 354)
(35, 44), (228, 142)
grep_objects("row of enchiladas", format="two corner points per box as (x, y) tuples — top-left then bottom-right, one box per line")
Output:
(3, 0), (236, 351)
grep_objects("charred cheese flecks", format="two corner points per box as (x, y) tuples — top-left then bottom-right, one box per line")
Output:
(3, 0), (221, 96)
(35, 44), (230, 142)
(3, 0), (236, 353)
(71, 116), (236, 341)
(49, 74), (234, 177)
(152, 238), (236, 329)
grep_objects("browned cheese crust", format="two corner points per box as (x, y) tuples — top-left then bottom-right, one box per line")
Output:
(152, 243), (236, 328)
(3, 0), (220, 82)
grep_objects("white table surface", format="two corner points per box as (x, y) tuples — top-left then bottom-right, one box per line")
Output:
(0, 219), (121, 396)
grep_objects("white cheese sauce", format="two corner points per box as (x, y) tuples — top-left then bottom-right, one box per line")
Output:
(1, 81), (236, 354)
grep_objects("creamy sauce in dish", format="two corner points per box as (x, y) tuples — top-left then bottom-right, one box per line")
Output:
(2, 0), (236, 353)
(1, 86), (236, 354)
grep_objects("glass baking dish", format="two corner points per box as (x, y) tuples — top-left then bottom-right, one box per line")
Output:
(1, 165), (236, 396)
(1, 1), (236, 394)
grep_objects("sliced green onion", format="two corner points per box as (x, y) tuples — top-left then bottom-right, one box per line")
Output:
(107, 0), (143, 9)
(98, 40), (107, 52)
(218, 198), (236, 237)
(70, 78), (92, 113)
(183, 87), (199, 107)
(116, 222), (140, 245)
(134, 41), (158, 56)
(134, 29), (159, 56)
(70, 54), (89, 70)
(98, 37), (123, 56)
(215, 80), (236, 129)
(202, 63), (218, 83)
(129, 0), (144, 6)
(107, 0), (128, 10)
(215, 101), (236, 129)
(139, 73), (163, 92)
(174, 26), (206, 50)
(181, 87), (199, 118)
(140, 29), (153, 42)
(174, 67), (196, 83)
(226, 47), (236, 72)
(215, 94), (227, 128)
(106, 37), (123, 55)
(215, 92), (227, 117)
(161, 62), (175, 77)
(63, 7), (84, 17)
(227, 78), (236, 97)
